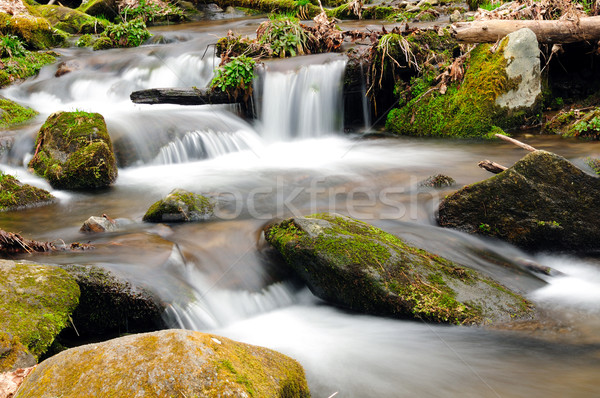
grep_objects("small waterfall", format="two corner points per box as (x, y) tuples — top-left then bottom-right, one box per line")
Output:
(153, 129), (264, 164)
(255, 56), (347, 141)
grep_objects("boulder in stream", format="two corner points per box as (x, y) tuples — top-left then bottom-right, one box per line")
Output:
(265, 213), (533, 325)
(143, 189), (215, 223)
(58, 264), (167, 339)
(438, 150), (600, 251)
(16, 329), (310, 398)
(0, 171), (54, 211)
(28, 111), (118, 190)
(0, 260), (80, 366)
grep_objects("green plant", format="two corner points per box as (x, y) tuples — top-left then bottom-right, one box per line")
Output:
(76, 34), (94, 48)
(479, 0), (504, 11)
(211, 55), (256, 100)
(574, 115), (600, 134)
(257, 15), (309, 58)
(0, 35), (27, 58)
(478, 223), (491, 233)
(101, 18), (151, 48)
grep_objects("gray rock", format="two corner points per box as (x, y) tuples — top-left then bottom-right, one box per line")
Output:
(449, 9), (462, 22)
(266, 213), (534, 325)
(80, 215), (119, 233)
(496, 28), (541, 109)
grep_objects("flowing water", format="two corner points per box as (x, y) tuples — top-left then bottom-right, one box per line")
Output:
(2, 18), (600, 397)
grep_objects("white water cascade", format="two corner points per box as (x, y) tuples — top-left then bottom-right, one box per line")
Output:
(255, 55), (347, 141)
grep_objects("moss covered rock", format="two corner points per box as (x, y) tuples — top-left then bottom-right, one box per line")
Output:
(143, 189), (215, 223)
(0, 97), (37, 129)
(265, 213), (533, 325)
(0, 51), (57, 89)
(0, 332), (36, 372)
(438, 150), (600, 251)
(38, 5), (106, 34)
(543, 107), (600, 139)
(77, 0), (119, 21)
(28, 111), (118, 190)
(0, 171), (53, 211)
(58, 264), (166, 340)
(386, 28), (542, 138)
(0, 260), (80, 360)
(16, 329), (310, 398)
(0, 13), (67, 50)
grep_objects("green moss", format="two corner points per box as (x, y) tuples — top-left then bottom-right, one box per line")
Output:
(0, 332), (33, 372)
(38, 5), (106, 34)
(0, 171), (54, 211)
(0, 98), (38, 128)
(16, 330), (310, 398)
(143, 189), (215, 223)
(28, 111), (118, 190)
(0, 13), (67, 50)
(0, 51), (56, 88)
(77, 0), (120, 21)
(267, 213), (532, 324)
(0, 261), (80, 359)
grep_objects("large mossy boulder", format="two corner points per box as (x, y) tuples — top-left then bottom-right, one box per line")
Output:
(143, 189), (215, 223)
(58, 265), (167, 339)
(438, 150), (600, 251)
(265, 213), (532, 325)
(16, 329), (310, 398)
(0, 260), (80, 364)
(386, 28), (542, 138)
(0, 171), (54, 211)
(0, 13), (67, 50)
(28, 111), (118, 190)
(38, 5), (105, 34)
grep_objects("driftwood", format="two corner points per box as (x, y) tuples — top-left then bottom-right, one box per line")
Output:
(452, 16), (600, 44)
(0, 229), (92, 255)
(495, 133), (537, 151)
(478, 160), (508, 174)
(130, 87), (236, 106)
(479, 135), (538, 174)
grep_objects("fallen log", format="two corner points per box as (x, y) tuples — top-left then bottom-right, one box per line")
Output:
(452, 16), (600, 44)
(478, 160), (508, 174)
(0, 229), (92, 255)
(130, 87), (235, 106)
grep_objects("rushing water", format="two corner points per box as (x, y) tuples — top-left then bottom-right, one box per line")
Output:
(2, 18), (600, 397)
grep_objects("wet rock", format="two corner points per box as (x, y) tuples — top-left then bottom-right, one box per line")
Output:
(55, 60), (81, 78)
(28, 111), (118, 190)
(419, 174), (456, 188)
(58, 264), (167, 339)
(79, 215), (119, 233)
(0, 171), (54, 211)
(0, 260), (80, 360)
(265, 213), (533, 325)
(438, 150), (600, 251)
(16, 329), (310, 398)
(143, 189), (215, 223)
(0, 333), (36, 372)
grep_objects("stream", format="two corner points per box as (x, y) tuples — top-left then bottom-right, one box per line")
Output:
(2, 17), (600, 397)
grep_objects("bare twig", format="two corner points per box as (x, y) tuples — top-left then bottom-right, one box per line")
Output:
(494, 134), (537, 151)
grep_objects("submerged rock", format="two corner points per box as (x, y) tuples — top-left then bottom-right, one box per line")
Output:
(16, 329), (310, 398)
(58, 265), (167, 339)
(79, 214), (120, 233)
(143, 189), (215, 223)
(438, 150), (600, 251)
(0, 260), (80, 361)
(386, 28), (542, 138)
(0, 171), (53, 211)
(265, 213), (533, 325)
(28, 111), (118, 190)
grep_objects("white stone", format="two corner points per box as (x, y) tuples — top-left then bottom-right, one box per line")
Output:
(495, 28), (541, 109)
